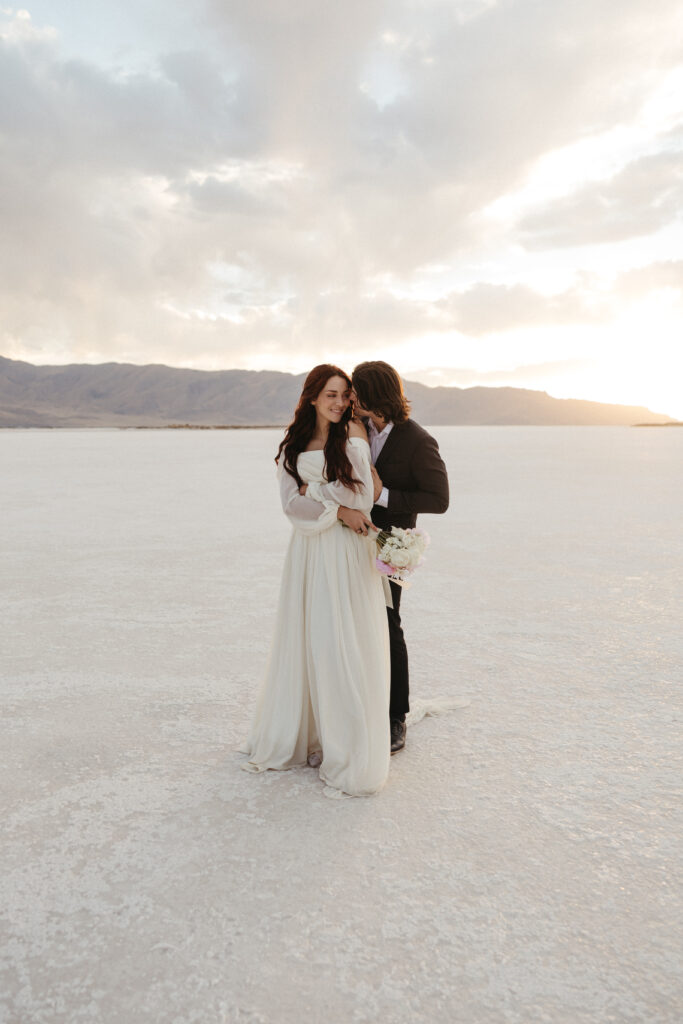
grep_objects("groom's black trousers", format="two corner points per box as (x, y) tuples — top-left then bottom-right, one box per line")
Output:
(388, 580), (409, 721)
(367, 415), (449, 722)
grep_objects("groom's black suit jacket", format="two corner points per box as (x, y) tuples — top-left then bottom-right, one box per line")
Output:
(370, 419), (449, 531)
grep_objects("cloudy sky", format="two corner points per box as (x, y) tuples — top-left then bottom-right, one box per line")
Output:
(1, 1), (682, 416)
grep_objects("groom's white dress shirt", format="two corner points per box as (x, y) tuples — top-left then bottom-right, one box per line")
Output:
(367, 420), (393, 508)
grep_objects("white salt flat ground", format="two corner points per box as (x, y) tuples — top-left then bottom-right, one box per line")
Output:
(1, 426), (682, 1024)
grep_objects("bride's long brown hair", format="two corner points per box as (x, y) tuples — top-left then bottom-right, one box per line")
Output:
(276, 364), (361, 490)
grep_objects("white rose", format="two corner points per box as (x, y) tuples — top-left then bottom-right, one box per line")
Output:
(389, 549), (411, 569)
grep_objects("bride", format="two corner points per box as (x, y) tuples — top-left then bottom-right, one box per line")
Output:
(242, 364), (390, 797)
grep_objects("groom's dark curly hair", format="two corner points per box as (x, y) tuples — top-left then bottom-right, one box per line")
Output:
(351, 361), (411, 423)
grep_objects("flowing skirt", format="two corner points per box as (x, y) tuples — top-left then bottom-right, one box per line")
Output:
(242, 524), (390, 796)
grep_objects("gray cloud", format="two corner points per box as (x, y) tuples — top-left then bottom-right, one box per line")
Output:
(520, 147), (683, 249)
(617, 259), (683, 293)
(439, 281), (610, 336)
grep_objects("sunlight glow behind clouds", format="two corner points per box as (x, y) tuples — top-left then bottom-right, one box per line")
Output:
(485, 67), (683, 223)
(1, 1), (682, 416)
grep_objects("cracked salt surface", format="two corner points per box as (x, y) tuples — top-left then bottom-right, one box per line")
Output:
(1, 426), (681, 1024)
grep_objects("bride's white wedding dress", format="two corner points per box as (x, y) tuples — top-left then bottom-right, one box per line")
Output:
(242, 437), (390, 797)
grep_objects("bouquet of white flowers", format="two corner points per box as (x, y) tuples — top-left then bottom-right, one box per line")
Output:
(373, 526), (430, 587)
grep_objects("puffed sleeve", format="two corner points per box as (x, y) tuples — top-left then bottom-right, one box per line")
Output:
(306, 438), (373, 511)
(278, 460), (339, 534)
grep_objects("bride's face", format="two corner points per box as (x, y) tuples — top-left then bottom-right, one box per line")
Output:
(312, 375), (351, 427)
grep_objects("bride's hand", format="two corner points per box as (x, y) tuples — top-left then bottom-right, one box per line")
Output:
(337, 506), (374, 536)
(299, 483), (308, 496)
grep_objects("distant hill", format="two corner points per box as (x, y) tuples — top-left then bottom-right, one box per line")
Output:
(0, 355), (673, 427)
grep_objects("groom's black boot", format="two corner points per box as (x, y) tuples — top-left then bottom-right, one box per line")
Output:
(390, 718), (406, 753)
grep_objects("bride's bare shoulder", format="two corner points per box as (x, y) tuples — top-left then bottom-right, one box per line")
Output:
(347, 418), (369, 441)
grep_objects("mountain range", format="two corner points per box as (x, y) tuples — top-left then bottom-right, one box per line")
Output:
(0, 355), (673, 427)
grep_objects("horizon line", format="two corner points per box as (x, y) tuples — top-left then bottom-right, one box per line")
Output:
(0, 352), (676, 418)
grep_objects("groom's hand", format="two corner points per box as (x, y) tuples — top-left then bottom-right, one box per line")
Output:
(370, 466), (383, 502)
(337, 506), (374, 536)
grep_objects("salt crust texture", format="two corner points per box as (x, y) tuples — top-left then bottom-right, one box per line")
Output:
(1, 426), (681, 1024)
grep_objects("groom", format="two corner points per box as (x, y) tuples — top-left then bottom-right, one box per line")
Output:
(337, 361), (450, 753)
